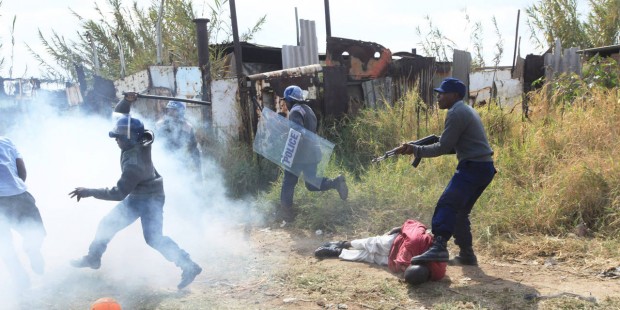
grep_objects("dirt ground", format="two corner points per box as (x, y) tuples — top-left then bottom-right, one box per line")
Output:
(15, 225), (620, 310)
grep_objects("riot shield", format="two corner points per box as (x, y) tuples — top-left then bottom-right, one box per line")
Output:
(253, 107), (335, 189)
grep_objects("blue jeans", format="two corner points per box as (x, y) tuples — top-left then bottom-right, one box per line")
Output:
(431, 161), (496, 248)
(87, 194), (191, 266)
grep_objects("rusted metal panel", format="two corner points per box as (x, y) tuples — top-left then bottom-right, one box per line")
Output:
(362, 77), (393, 109)
(390, 56), (436, 106)
(175, 67), (202, 99)
(325, 37), (392, 80)
(149, 66), (175, 90)
(114, 70), (150, 99)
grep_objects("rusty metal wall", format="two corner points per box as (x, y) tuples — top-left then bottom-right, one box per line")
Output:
(249, 65), (323, 120)
(325, 37), (392, 80)
(362, 77), (392, 109)
(390, 56), (436, 106)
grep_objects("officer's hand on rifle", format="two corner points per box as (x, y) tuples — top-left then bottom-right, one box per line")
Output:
(394, 143), (414, 155)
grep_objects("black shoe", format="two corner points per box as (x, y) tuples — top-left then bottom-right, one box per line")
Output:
(314, 246), (342, 258)
(321, 241), (349, 249)
(178, 262), (202, 289)
(411, 236), (449, 263)
(334, 175), (348, 201)
(275, 205), (296, 223)
(453, 247), (478, 266)
(70, 255), (101, 269)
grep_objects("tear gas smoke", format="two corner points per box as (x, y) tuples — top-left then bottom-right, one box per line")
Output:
(0, 94), (263, 308)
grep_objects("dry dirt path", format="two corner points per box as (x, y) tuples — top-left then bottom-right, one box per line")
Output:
(16, 226), (620, 309)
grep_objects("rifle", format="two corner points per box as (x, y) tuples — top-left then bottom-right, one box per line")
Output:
(371, 135), (439, 167)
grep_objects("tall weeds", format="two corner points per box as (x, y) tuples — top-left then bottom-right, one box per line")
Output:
(259, 82), (620, 242)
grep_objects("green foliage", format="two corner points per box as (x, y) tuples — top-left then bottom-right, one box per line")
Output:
(208, 140), (278, 199)
(526, 0), (620, 50)
(29, 0), (266, 81)
(466, 15), (485, 69)
(415, 13), (503, 67)
(415, 15), (456, 62)
(526, 0), (588, 50)
(322, 89), (441, 176)
(585, 0), (620, 47)
(582, 54), (619, 89)
(254, 82), (620, 244)
(490, 16), (504, 68)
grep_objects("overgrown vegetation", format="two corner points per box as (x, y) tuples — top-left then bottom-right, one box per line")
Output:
(526, 0), (620, 50)
(254, 59), (620, 257)
(29, 0), (265, 81)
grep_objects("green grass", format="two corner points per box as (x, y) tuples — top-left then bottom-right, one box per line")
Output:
(248, 82), (620, 255)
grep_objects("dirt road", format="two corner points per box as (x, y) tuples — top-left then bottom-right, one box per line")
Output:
(15, 226), (620, 309)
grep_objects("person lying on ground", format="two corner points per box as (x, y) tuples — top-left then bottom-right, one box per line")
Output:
(314, 219), (447, 285)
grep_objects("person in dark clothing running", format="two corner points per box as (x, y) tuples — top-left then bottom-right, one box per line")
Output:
(278, 85), (348, 223)
(69, 92), (202, 290)
(396, 78), (496, 266)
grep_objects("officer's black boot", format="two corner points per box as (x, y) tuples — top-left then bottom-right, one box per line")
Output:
(454, 246), (478, 266)
(334, 175), (348, 200)
(411, 235), (449, 263)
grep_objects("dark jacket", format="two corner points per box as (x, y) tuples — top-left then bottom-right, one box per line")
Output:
(91, 133), (164, 201)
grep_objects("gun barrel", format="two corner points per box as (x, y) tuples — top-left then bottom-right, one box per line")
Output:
(372, 134), (439, 166)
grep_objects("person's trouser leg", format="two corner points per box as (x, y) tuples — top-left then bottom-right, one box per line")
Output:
(8, 192), (46, 274)
(0, 214), (30, 289)
(452, 162), (495, 264)
(413, 161), (495, 263)
(279, 170), (299, 221)
(137, 195), (201, 289)
(302, 163), (348, 200)
(72, 200), (138, 268)
(432, 161), (495, 239)
(339, 234), (396, 265)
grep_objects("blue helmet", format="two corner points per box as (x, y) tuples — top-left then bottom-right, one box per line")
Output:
(109, 115), (145, 143)
(283, 85), (304, 103)
(166, 100), (186, 117)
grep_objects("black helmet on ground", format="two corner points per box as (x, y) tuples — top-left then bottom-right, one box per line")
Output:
(404, 264), (430, 285)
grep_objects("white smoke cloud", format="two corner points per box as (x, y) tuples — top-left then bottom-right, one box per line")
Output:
(0, 94), (262, 308)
